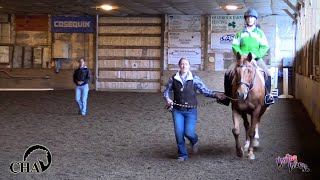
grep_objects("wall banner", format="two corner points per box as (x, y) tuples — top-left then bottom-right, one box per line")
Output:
(168, 32), (201, 48)
(15, 15), (49, 31)
(168, 15), (201, 31)
(211, 33), (235, 50)
(211, 15), (243, 33)
(168, 48), (201, 64)
(51, 16), (94, 33)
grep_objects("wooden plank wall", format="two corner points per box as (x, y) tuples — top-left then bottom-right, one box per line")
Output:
(295, 0), (320, 133)
(295, 0), (320, 82)
(295, 30), (320, 81)
(53, 33), (94, 69)
(97, 17), (161, 92)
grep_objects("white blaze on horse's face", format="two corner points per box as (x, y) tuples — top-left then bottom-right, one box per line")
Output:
(237, 65), (252, 101)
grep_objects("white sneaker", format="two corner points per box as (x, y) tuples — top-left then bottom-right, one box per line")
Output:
(192, 141), (199, 153)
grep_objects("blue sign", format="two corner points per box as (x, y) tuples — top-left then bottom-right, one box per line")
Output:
(51, 16), (94, 33)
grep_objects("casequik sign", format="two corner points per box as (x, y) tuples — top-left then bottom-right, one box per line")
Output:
(51, 16), (94, 33)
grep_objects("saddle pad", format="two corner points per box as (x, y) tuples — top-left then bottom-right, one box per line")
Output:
(251, 60), (265, 85)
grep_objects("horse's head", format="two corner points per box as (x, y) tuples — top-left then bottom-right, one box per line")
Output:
(233, 52), (256, 101)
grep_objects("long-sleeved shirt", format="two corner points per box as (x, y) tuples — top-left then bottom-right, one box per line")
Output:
(163, 71), (216, 100)
(232, 26), (269, 60)
(73, 66), (90, 86)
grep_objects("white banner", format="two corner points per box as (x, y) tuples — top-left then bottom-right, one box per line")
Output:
(169, 32), (201, 48)
(168, 15), (201, 31)
(168, 48), (201, 64)
(211, 15), (243, 32)
(211, 33), (234, 50)
(0, 46), (9, 63)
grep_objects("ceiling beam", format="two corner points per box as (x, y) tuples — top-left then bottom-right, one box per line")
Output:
(297, 0), (305, 7)
(283, 9), (297, 23)
(283, 0), (300, 16)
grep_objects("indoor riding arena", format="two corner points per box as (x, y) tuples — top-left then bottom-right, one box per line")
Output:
(0, 0), (320, 180)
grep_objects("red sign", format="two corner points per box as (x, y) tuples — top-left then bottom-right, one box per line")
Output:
(15, 15), (48, 31)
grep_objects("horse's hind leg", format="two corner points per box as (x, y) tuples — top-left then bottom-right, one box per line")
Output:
(242, 113), (250, 151)
(232, 110), (243, 157)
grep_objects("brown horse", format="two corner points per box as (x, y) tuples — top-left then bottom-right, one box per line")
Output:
(229, 52), (267, 160)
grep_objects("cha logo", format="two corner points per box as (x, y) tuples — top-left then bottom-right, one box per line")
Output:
(10, 144), (52, 174)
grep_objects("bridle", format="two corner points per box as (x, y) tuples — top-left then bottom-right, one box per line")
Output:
(236, 63), (257, 95)
(238, 65), (257, 91)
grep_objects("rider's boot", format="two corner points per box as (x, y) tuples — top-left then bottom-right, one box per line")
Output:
(264, 76), (275, 106)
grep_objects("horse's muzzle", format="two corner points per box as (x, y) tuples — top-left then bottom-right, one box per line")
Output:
(237, 90), (248, 101)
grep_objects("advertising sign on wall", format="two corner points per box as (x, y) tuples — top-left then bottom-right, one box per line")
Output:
(0, 46), (9, 63)
(211, 15), (243, 32)
(168, 15), (201, 31)
(211, 33), (235, 50)
(168, 48), (201, 64)
(15, 15), (49, 31)
(51, 16), (95, 33)
(169, 32), (201, 48)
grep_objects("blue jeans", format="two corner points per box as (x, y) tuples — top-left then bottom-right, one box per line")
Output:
(172, 108), (198, 160)
(75, 84), (89, 115)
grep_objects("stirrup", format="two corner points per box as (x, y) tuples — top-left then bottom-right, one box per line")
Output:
(264, 94), (275, 105)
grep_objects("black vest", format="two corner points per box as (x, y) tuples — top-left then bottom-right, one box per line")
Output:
(172, 75), (197, 109)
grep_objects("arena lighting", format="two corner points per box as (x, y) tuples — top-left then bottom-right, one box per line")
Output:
(100, 4), (114, 11)
(224, 5), (239, 10)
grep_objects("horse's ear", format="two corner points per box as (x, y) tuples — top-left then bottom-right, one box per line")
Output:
(236, 52), (242, 66)
(236, 52), (241, 60)
(247, 52), (253, 62)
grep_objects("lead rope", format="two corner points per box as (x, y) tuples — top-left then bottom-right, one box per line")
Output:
(164, 94), (238, 112)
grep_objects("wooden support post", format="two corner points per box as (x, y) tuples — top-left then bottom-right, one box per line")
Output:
(297, 0), (305, 7)
(278, 68), (294, 98)
(283, 9), (297, 23)
(283, 0), (300, 16)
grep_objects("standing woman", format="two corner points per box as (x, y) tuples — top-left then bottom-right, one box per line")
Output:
(163, 57), (225, 161)
(73, 58), (90, 116)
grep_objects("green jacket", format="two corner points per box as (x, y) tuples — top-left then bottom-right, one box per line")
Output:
(232, 27), (269, 59)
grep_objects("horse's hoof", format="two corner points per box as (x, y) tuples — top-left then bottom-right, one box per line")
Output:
(243, 146), (249, 152)
(236, 147), (244, 157)
(248, 154), (255, 160)
(253, 138), (259, 147)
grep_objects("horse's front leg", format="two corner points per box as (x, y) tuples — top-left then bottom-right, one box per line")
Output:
(242, 113), (250, 151)
(253, 123), (260, 147)
(232, 110), (243, 157)
(248, 109), (260, 160)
